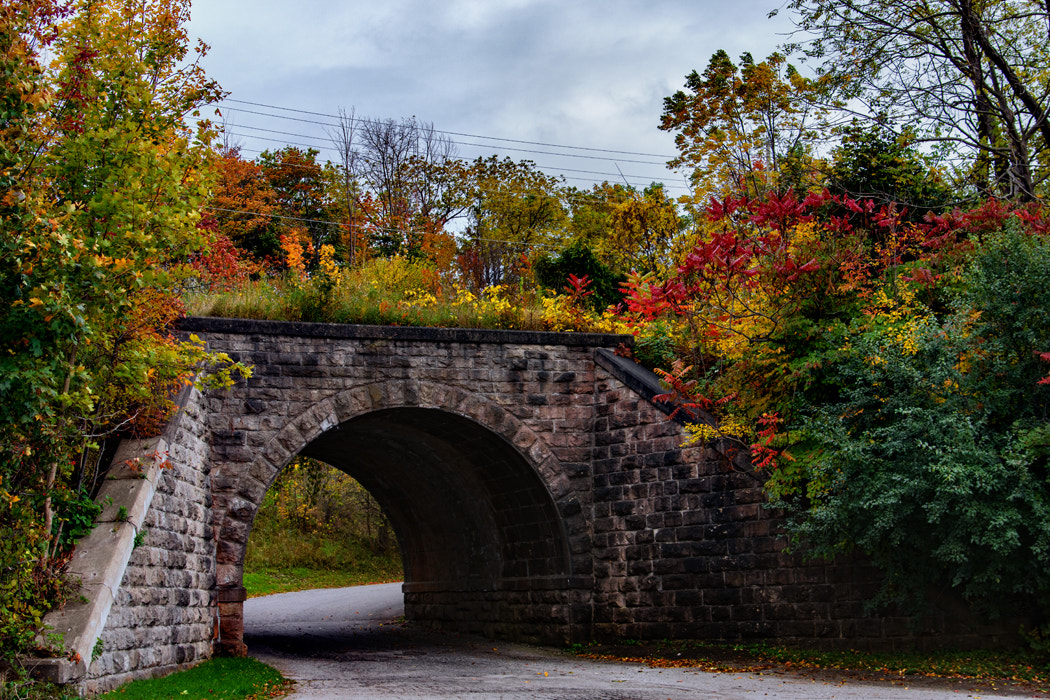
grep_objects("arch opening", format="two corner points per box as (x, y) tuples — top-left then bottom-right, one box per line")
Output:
(225, 405), (588, 650)
(302, 407), (573, 589)
(244, 456), (402, 590)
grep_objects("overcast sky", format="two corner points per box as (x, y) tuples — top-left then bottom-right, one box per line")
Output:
(187, 0), (795, 195)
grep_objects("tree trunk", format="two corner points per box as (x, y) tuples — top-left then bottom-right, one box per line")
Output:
(959, 0), (1050, 195)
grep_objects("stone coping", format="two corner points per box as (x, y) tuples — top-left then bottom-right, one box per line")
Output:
(594, 348), (714, 427)
(178, 316), (634, 348)
(31, 437), (169, 684)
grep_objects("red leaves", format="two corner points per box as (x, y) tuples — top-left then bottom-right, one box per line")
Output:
(901, 266), (938, 288)
(774, 256), (821, 282)
(801, 189), (833, 209)
(654, 361), (718, 421)
(190, 233), (257, 291)
(677, 219), (818, 296)
(56, 45), (99, 134)
(1012, 205), (1050, 235)
(1038, 352), (1050, 386)
(750, 412), (789, 471)
(621, 272), (677, 320)
(749, 190), (812, 230)
(707, 189), (817, 231)
(564, 273), (594, 300)
(705, 194), (747, 221)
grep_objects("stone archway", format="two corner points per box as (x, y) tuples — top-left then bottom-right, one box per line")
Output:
(212, 380), (593, 654)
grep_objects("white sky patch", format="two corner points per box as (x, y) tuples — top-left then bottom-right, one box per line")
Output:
(188, 0), (796, 190)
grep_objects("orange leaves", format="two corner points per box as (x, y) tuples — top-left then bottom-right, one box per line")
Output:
(280, 231), (309, 281)
(209, 149), (279, 259)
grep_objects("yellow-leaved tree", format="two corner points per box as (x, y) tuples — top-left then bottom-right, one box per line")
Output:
(0, 0), (247, 658)
(660, 50), (827, 204)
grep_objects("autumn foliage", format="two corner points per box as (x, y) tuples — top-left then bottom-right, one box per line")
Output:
(3, 0), (1050, 671)
(619, 188), (1050, 623)
(0, 0), (247, 659)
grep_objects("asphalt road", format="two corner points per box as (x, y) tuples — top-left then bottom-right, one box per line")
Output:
(244, 583), (1028, 699)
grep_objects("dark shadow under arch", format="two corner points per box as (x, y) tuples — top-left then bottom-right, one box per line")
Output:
(302, 406), (572, 585)
(294, 407), (585, 643)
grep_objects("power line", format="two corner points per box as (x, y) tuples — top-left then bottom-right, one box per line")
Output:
(218, 144), (687, 197)
(223, 128), (681, 188)
(202, 205), (558, 249)
(218, 105), (670, 167)
(223, 98), (677, 160)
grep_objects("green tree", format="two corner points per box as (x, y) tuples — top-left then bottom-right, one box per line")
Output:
(460, 156), (567, 289)
(257, 146), (332, 252)
(534, 241), (625, 310)
(564, 182), (631, 253)
(660, 50), (826, 200)
(606, 183), (684, 274)
(828, 123), (954, 216)
(782, 225), (1050, 617)
(0, 0), (245, 656)
(786, 0), (1050, 199)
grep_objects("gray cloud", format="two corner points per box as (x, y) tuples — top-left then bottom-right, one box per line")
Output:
(190, 0), (794, 192)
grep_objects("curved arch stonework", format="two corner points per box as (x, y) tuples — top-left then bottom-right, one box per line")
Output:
(210, 379), (592, 652)
(68, 318), (1023, 693)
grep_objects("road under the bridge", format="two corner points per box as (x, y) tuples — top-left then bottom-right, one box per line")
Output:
(243, 585), (1021, 700)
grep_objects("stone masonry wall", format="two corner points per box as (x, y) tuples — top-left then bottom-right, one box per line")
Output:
(590, 354), (1020, 651)
(83, 386), (216, 694)
(71, 318), (1023, 693)
(192, 320), (616, 652)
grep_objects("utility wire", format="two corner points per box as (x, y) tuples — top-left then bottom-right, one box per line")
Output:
(216, 144), (685, 198)
(224, 129), (681, 188)
(223, 98), (677, 160)
(202, 205), (558, 249)
(219, 105), (670, 167)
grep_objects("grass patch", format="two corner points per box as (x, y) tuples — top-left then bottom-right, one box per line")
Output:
(573, 640), (1050, 693)
(98, 657), (288, 700)
(1, 668), (80, 700)
(244, 567), (402, 598)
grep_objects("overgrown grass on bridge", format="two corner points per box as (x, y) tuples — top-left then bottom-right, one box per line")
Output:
(184, 253), (627, 335)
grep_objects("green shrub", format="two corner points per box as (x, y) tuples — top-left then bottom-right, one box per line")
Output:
(534, 241), (626, 310)
(781, 225), (1050, 621)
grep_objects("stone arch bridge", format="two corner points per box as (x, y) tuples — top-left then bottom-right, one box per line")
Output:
(38, 318), (1004, 692)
